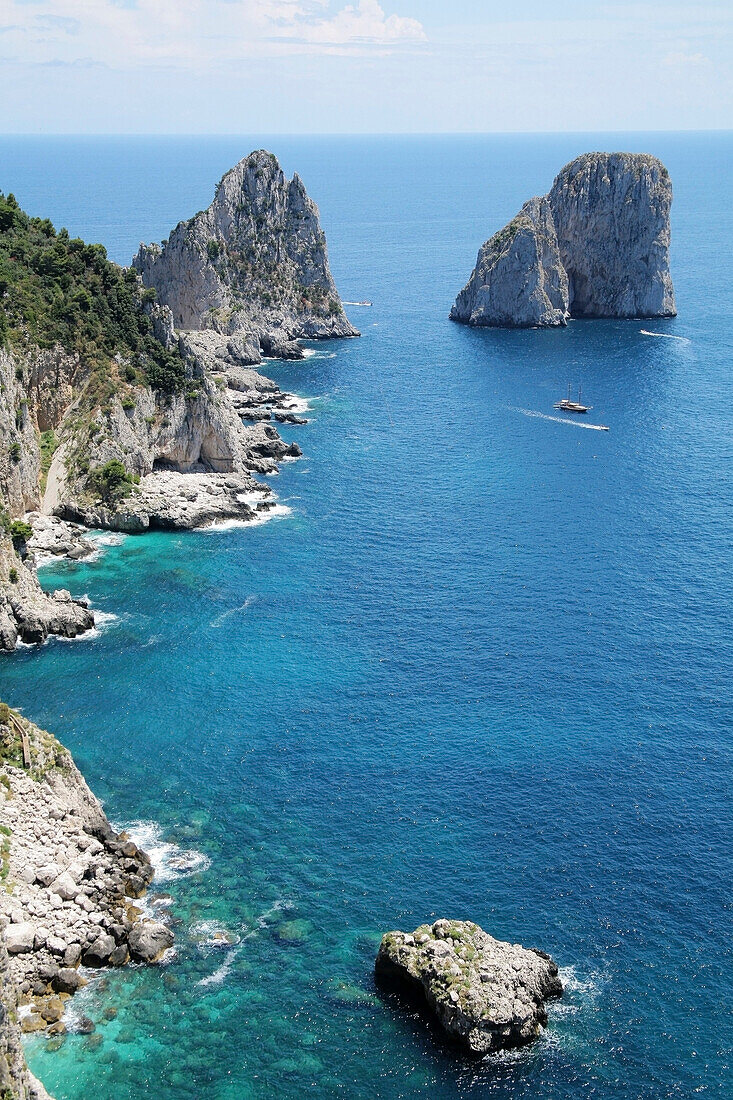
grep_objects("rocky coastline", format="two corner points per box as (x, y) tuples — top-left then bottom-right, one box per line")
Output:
(0, 155), (355, 1097)
(0, 709), (172, 1065)
(0, 317), (311, 651)
(451, 152), (676, 328)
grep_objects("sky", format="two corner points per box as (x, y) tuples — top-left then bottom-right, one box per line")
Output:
(0, 0), (731, 133)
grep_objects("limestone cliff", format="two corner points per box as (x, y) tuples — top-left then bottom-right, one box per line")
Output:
(451, 152), (676, 328)
(0, 193), (308, 649)
(451, 197), (568, 328)
(133, 150), (358, 348)
(376, 919), (562, 1056)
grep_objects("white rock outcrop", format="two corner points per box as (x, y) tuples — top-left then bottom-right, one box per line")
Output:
(375, 919), (562, 1055)
(133, 149), (358, 345)
(451, 152), (676, 328)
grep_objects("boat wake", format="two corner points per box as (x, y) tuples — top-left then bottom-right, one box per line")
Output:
(640, 329), (689, 343)
(514, 408), (610, 432)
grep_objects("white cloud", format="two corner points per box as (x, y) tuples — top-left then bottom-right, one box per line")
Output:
(662, 50), (709, 68)
(1, 0), (426, 67)
(287, 0), (426, 46)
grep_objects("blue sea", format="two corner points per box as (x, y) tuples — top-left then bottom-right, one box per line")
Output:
(0, 134), (731, 1100)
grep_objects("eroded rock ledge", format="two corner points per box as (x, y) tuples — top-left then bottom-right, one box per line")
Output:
(451, 152), (676, 328)
(0, 710), (172, 1045)
(375, 919), (562, 1055)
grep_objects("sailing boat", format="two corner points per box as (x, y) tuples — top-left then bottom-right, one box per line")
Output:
(554, 385), (590, 414)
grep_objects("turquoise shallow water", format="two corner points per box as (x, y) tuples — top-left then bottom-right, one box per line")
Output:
(0, 134), (731, 1099)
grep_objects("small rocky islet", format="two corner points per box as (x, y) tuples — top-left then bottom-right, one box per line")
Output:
(375, 919), (562, 1055)
(451, 151), (676, 328)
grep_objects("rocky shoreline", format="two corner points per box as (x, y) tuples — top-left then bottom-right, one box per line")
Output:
(0, 708), (172, 1087)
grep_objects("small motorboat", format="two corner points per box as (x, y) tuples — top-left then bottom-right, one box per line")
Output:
(554, 385), (590, 413)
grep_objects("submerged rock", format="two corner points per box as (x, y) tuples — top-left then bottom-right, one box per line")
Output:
(375, 918), (562, 1055)
(451, 152), (675, 328)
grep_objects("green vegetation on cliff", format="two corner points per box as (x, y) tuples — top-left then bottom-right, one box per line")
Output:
(0, 192), (187, 393)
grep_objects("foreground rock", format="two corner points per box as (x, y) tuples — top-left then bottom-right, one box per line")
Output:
(0, 539), (93, 652)
(133, 149), (359, 348)
(451, 152), (675, 328)
(1, 939), (52, 1099)
(63, 470), (281, 532)
(0, 711), (173, 1036)
(375, 919), (562, 1055)
(24, 515), (95, 564)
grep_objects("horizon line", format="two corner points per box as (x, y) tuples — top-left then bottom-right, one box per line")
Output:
(1, 128), (731, 139)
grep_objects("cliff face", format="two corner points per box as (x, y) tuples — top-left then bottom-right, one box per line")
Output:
(450, 197), (568, 328)
(0, 196), (307, 649)
(451, 152), (676, 328)
(1, 940), (52, 1100)
(548, 153), (675, 319)
(133, 150), (358, 345)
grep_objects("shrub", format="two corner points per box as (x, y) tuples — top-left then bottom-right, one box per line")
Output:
(121, 395), (136, 410)
(39, 429), (58, 476)
(8, 441), (20, 463)
(207, 239), (220, 260)
(88, 459), (138, 503)
(0, 192), (188, 393)
(9, 520), (32, 544)
(8, 568), (17, 584)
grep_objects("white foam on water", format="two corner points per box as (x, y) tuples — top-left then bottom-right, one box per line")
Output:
(195, 900), (292, 990)
(92, 609), (118, 631)
(197, 948), (239, 988)
(514, 408), (610, 432)
(558, 964), (604, 1001)
(87, 530), (128, 547)
(280, 394), (311, 413)
(211, 595), (257, 627)
(118, 820), (211, 883)
(190, 919), (241, 951)
(82, 531), (129, 562)
(640, 329), (690, 343)
(202, 503), (292, 532)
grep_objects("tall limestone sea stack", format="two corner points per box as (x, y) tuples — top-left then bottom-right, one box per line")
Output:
(451, 152), (676, 328)
(133, 150), (358, 358)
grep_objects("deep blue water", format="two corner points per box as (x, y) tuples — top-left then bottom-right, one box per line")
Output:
(0, 134), (731, 1099)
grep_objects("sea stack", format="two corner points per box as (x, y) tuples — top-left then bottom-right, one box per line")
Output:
(133, 150), (359, 355)
(375, 919), (562, 1055)
(451, 152), (676, 328)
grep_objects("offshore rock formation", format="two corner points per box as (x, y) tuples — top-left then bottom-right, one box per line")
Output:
(0, 711), (173, 1032)
(451, 152), (676, 328)
(133, 150), (359, 348)
(375, 919), (562, 1055)
(451, 197), (568, 328)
